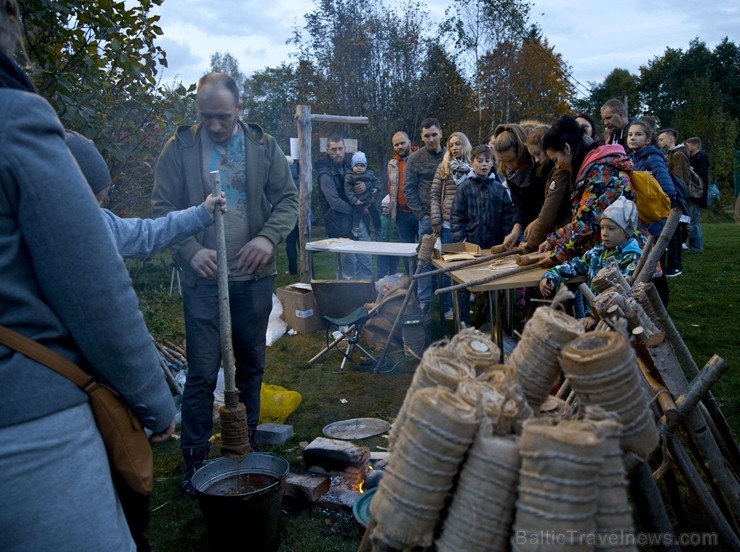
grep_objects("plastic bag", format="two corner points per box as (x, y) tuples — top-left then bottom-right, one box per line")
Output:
(375, 272), (403, 295)
(259, 383), (302, 424)
(707, 182), (720, 206)
(266, 293), (287, 346)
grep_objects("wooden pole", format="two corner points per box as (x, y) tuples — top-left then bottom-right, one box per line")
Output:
(667, 436), (740, 550)
(311, 114), (369, 125)
(633, 282), (740, 469)
(295, 105), (313, 284)
(628, 461), (681, 552)
(634, 208), (681, 285)
(211, 171), (237, 398)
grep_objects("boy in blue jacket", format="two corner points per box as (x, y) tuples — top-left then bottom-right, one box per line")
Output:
(65, 130), (225, 259)
(539, 196), (641, 329)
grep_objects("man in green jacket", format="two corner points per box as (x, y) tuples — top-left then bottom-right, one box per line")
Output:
(152, 72), (298, 498)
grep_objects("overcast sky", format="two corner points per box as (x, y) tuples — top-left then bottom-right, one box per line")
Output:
(152, 0), (739, 97)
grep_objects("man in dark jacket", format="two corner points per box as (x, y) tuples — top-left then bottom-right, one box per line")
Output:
(316, 135), (372, 279)
(152, 72), (298, 497)
(601, 98), (635, 151)
(685, 136), (708, 253)
(403, 118), (446, 312)
(658, 128), (691, 277)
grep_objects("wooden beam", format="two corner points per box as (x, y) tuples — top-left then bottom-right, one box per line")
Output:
(295, 105), (313, 283)
(310, 114), (369, 125)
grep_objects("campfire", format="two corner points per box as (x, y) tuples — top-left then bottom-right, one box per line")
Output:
(285, 436), (387, 510)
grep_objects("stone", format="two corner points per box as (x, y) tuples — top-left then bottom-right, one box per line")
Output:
(255, 423), (293, 446)
(285, 470), (330, 503)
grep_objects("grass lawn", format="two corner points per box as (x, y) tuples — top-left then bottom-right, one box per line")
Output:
(133, 217), (739, 552)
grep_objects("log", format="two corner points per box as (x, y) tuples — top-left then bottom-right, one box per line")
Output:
(515, 251), (543, 266)
(633, 207), (681, 285)
(673, 355), (730, 428)
(628, 461), (681, 552)
(628, 234), (655, 284)
(668, 436), (740, 551)
(632, 282), (740, 470)
(636, 353), (678, 425)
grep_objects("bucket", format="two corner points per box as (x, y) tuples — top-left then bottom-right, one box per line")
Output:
(192, 453), (289, 551)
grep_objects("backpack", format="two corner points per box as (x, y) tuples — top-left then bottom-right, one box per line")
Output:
(629, 170), (671, 224)
(668, 172), (691, 219)
(687, 167), (705, 199)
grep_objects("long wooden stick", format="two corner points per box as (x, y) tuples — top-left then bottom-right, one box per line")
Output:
(628, 461), (681, 552)
(633, 282), (740, 470)
(212, 171), (237, 400)
(667, 436), (740, 551)
(413, 247), (522, 279)
(435, 263), (541, 295)
(628, 233), (655, 284)
(634, 208), (681, 285)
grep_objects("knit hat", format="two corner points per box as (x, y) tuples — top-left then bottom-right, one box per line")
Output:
(602, 196), (638, 237)
(351, 151), (367, 167)
(64, 130), (111, 195)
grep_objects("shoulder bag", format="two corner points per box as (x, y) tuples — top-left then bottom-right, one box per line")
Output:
(0, 325), (154, 495)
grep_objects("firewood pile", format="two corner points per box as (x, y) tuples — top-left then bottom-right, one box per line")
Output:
(358, 271), (739, 552)
(152, 337), (187, 397)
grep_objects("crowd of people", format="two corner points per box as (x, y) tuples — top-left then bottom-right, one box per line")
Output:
(1, 0), (713, 547)
(318, 99), (709, 320)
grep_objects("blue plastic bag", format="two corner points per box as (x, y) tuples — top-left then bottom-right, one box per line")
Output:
(707, 183), (721, 206)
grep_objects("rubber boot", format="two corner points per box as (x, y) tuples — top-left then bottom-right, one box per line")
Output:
(180, 447), (210, 499)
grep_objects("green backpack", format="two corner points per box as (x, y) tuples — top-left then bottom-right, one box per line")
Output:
(686, 167), (705, 199)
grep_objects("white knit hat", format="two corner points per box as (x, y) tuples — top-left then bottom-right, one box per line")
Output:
(602, 196), (638, 237)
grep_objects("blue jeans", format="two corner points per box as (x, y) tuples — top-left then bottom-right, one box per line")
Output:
(416, 216), (435, 311)
(688, 202), (703, 252)
(181, 275), (275, 450)
(338, 221), (372, 280)
(395, 209), (418, 275)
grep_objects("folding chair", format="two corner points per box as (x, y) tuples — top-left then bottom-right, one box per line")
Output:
(310, 280), (378, 372)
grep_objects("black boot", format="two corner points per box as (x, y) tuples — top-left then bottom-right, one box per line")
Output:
(248, 430), (261, 453)
(180, 447), (210, 499)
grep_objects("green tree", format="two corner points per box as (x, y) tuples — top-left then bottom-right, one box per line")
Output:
(21, 0), (193, 216)
(441, 0), (532, 140)
(413, 42), (477, 139)
(572, 68), (639, 138)
(291, 0), (430, 164)
(501, 35), (575, 125)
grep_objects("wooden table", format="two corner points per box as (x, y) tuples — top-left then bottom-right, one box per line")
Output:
(306, 238), (418, 280)
(432, 255), (547, 362)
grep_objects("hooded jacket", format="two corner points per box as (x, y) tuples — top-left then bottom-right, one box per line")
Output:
(543, 237), (642, 298)
(629, 144), (676, 200)
(547, 144), (634, 263)
(152, 122), (298, 286)
(316, 152), (353, 238)
(450, 172), (513, 248)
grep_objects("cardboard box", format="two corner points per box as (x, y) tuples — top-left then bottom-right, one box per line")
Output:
(436, 242), (482, 261)
(276, 284), (324, 334)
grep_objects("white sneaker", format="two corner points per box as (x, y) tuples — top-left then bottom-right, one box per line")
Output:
(681, 243), (689, 250)
(444, 309), (454, 321)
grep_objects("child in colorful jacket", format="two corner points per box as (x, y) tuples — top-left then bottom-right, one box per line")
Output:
(539, 197), (641, 329)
